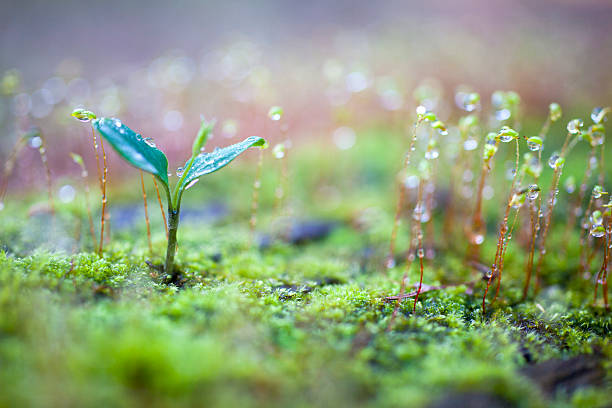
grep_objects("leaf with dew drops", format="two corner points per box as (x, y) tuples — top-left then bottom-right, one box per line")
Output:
(179, 136), (266, 192)
(92, 117), (169, 188)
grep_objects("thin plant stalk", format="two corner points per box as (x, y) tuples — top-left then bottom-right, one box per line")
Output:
(0, 137), (27, 208)
(152, 175), (168, 239)
(579, 194), (597, 276)
(522, 192), (541, 299)
(522, 113), (552, 298)
(387, 194), (419, 330)
(413, 190), (426, 312)
(593, 224), (610, 309)
(72, 155), (96, 246)
(98, 137), (108, 255)
(140, 170), (152, 255)
(483, 138), (520, 313)
(565, 146), (596, 245)
(534, 130), (577, 292)
(386, 120), (421, 268)
(467, 135), (498, 262)
(275, 148), (289, 213)
(249, 147), (264, 245)
(37, 135), (55, 214)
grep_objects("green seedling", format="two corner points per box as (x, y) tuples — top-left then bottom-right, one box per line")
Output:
(79, 115), (265, 280)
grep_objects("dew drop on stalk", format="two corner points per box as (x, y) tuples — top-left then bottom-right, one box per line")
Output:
(268, 106), (283, 121)
(495, 109), (511, 121)
(526, 136), (542, 151)
(591, 107), (606, 124)
(592, 185), (605, 199)
(404, 175), (419, 189)
(510, 192), (525, 208)
(590, 210), (603, 226)
(385, 258), (396, 269)
(589, 125), (605, 146)
(463, 138), (478, 151)
(590, 225), (606, 238)
(564, 176), (576, 193)
(548, 153), (561, 169)
(549, 102), (562, 122)
(176, 167), (184, 177)
(498, 126), (518, 142)
(58, 184), (76, 203)
(29, 136), (42, 149)
(143, 137), (156, 147)
(425, 149), (439, 160)
(527, 185), (539, 200)
(273, 144), (285, 159)
(462, 170), (474, 182)
(566, 119), (583, 135)
(416, 105), (427, 118)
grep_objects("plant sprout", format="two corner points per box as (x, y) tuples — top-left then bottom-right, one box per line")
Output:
(78, 114), (265, 281)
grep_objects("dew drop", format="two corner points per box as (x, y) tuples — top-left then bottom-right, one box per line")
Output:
(273, 144), (285, 159)
(495, 109), (511, 121)
(463, 138), (478, 151)
(548, 153), (561, 169)
(29, 136), (42, 149)
(526, 136), (542, 151)
(566, 119), (583, 135)
(527, 185), (539, 200)
(58, 184), (76, 203)
(268, 106), (283, 121)
(590, 225), (606, 238)
(591, 107), (606, 124)
(425, 149), (439, 160)
(176, 167), (184, 177)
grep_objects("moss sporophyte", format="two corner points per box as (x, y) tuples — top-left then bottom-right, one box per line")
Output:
(72, 110), (266, 281)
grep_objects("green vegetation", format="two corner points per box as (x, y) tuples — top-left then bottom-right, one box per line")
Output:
(0, 93), (610, 407)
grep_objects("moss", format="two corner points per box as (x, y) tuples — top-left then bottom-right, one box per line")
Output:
(0, 124), (611, 407)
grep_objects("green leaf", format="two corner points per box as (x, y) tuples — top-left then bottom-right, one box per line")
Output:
(180, 136), (265, 191)
(92, 118), (169, 187)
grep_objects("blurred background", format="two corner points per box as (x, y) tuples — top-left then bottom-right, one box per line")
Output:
(1, 0), (611, 196)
